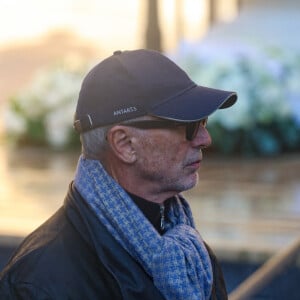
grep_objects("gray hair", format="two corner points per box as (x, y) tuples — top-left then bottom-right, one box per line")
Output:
(80, 125), (110, 160)
(80, 116), (152, 160)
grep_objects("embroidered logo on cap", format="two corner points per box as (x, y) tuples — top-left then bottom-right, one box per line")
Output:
(113, 106), (137, 116)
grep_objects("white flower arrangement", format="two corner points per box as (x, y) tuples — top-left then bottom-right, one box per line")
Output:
(3, 63), (87, 149)
(172, 42), (300, 156)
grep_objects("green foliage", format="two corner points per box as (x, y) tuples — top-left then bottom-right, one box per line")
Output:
(174, 43), (300, 156)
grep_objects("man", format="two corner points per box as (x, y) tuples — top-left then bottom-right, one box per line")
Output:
(0, 49), (237, 299)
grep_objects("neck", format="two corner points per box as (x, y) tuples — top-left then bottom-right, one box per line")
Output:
(124, 184), (175, 204)
(127, 191), (172, 234)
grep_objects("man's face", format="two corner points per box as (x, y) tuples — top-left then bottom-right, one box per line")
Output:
(132, 118), (212, 196)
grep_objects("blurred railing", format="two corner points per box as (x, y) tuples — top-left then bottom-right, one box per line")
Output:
(229, 237), (300, 300)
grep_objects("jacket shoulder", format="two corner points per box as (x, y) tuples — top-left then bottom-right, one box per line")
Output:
(0, 205), (121, 299)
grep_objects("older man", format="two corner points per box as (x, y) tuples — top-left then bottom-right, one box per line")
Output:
(0, 49), (237, 299)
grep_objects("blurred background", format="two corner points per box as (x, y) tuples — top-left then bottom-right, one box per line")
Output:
(0, 0), (299, 298)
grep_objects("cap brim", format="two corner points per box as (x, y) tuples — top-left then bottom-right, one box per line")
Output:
(150, 85), (237, 122)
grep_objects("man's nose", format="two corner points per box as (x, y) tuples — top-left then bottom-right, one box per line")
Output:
(191, 126), (212, 149)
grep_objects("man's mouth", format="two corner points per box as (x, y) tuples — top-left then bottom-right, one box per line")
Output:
(186, 159), (201, 169)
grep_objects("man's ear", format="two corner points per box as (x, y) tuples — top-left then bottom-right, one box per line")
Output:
(106, 126), (137, 164)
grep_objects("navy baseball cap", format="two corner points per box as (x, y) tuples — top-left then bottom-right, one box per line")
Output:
(74, 49), (237, 133)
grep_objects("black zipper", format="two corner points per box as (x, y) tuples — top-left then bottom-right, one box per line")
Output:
(160, 204), (165, 231)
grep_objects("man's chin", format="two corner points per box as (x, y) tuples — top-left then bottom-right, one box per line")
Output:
(182, 173), (199, 192)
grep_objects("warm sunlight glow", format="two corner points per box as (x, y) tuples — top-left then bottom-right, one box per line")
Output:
(183, 0), (208, 40)
(217, 0), (239, 22)
(0, 0), (141, 52)
(160, 0), (208, 50)
(1, 0), (238, 52)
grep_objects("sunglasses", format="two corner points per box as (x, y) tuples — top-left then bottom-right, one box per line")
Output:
(120, 118), (208, 141)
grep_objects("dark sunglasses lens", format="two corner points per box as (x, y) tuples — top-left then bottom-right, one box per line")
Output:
(186, 122), (200, 141)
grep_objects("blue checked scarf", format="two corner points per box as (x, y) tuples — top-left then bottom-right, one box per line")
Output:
(74, 156), (213, 300)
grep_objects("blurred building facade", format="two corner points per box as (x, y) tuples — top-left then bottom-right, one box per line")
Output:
(204, 0), (300, 50)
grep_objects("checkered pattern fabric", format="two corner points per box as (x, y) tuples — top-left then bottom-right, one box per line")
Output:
(74, 156), (213, 300)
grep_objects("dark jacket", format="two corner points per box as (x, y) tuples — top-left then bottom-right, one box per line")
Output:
(0, 183), (227, 299)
